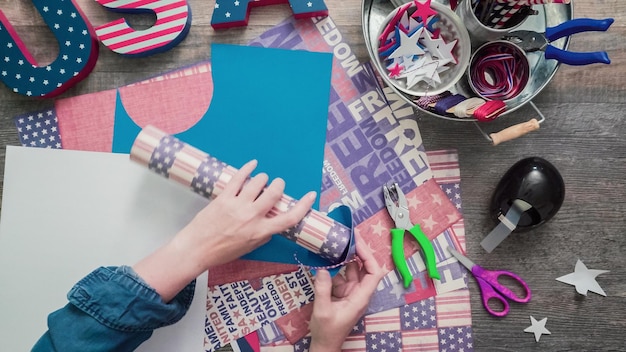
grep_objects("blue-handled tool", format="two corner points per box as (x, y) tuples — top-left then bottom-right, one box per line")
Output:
(505, 18), (614, 66)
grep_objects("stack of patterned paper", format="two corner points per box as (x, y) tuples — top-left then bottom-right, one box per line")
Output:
(11, 16), (473, 352)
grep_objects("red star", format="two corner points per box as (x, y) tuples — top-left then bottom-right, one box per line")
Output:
(411, 0), (438, 23)
(389, 63), (404, 78)
(233, 310), (242, 319)
(248, 317), (258, 325)
(294, 290), (303, 298)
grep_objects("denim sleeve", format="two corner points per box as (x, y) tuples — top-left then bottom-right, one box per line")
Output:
(32, 266), (195, 352)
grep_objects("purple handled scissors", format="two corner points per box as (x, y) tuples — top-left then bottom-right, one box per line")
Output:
(448, 247), (531, 317)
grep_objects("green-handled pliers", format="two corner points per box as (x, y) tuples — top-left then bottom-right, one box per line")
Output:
(383, 182), (440, 288)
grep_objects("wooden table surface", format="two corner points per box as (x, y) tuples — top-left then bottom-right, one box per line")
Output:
(0, 1), (624, 351)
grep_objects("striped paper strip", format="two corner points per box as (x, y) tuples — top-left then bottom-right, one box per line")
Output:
(129, 125), (352, 263)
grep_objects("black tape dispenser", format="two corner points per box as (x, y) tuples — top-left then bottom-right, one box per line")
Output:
(481, 157), (565, 252)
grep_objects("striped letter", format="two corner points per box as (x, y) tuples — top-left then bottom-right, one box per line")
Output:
(0, 1), (99, 97)
(95, 0), (191, 56)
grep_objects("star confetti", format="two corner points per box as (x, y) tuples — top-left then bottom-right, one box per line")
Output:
(411, 0), (437, 22)
(388, 62), (404, 78)
(524, 316), (551, 342)
(377, 0), (458, 90)
(556, 259), (609, 296)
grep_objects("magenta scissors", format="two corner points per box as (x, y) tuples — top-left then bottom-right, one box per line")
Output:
(448, 247), (531, 317)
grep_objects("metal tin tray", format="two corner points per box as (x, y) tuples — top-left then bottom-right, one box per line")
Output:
(362, 0), (573, 122)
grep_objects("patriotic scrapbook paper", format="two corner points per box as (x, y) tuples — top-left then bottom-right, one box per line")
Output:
(11, 15), (473, 351)
(14, 109), (62, 149)
(207, 18), (469, 347)
(204, 268), (315, 351)
(257, 150), (474, 352)
(250, 16), (462, 270)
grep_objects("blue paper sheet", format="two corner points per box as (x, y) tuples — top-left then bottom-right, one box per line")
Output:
(111, 43), (342, 266)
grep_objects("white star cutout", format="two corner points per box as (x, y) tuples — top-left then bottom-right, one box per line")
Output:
(389, 27), (425, 59)
(524, 316), (551, 342)
(556, 259), (609, 296)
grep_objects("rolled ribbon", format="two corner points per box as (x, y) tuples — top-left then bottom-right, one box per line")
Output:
(130, 126), (352, 263)
(473, 99), (507, 121)
(451, 97), (486, 118)
(469, 42), (529, 101)
(415, 91), (452, 110)
(432, 94), (467, 115)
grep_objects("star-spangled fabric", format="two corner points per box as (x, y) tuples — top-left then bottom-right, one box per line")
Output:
(14, 109), (63, 149)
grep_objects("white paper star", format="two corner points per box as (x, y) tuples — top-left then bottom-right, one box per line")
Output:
(524, 316), (551, 342)
(388, 27), (425, 59)
(556, 259), (609, 296)
(437, 38), (458, 64)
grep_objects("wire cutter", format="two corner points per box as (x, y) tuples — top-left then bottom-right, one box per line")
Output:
(383, 183), (440, 288)
(505, 18), (614, 66)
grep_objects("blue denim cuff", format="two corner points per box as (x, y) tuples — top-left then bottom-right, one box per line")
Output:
(67, 266), (195, 332)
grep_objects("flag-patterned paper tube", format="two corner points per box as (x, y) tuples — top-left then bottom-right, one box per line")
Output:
(129, 125), (351, 263)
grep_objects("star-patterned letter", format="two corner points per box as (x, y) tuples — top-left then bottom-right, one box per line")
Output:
(0, 0), (99, 97)
(94, 0), (191, 57)
(211, 0), (328, 29)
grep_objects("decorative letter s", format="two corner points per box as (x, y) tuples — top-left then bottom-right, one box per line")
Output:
(94, 0), (191, 57)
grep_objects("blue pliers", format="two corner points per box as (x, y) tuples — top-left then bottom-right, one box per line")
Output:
(383, 183), (440, 288)
(506, 18), (614, 66)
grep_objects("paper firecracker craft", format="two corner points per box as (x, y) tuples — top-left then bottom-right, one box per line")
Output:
(130, 125), (355, 264)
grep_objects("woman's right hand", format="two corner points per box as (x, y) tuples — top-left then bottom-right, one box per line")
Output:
(309, 235), (384, 352)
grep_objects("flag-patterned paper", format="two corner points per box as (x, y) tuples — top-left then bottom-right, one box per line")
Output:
(14, 109), (63, 149)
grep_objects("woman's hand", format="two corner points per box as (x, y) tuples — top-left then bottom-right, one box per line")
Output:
(175, 159), (316, 268)
(309, 236), (384, 352)
(133, 159), (316, 302)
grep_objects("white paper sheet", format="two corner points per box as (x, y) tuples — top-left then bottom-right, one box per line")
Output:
(0, 146), (208, 351)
